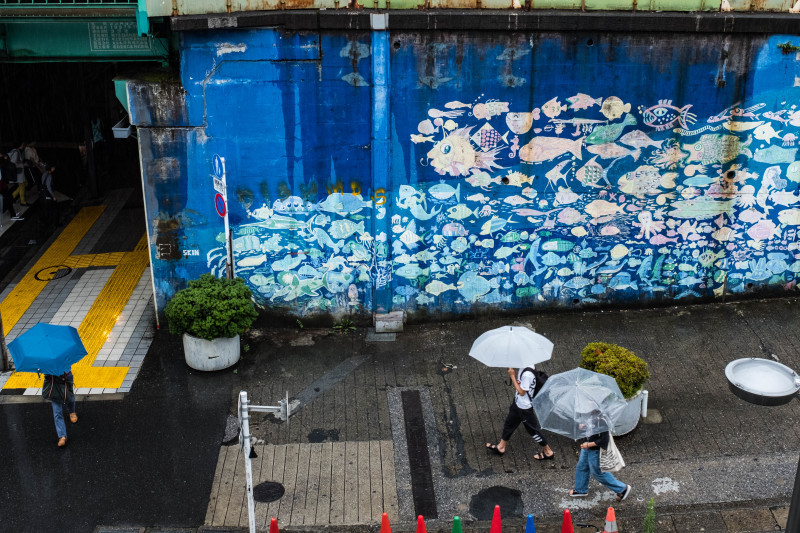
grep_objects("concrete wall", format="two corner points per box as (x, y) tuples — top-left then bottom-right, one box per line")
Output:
(131, 26), (800, 321)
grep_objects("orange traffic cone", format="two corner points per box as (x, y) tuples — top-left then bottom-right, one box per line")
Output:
(269, 517), (279, 533)
(561, 509), (574, 533)
(381, 512), (392, 533)
(490, 504), (502, 533)
(416, 515), (428, 533)
(604, 507), (618, 533)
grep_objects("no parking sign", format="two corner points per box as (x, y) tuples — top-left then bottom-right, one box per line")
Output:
(214, 193), (226, 217)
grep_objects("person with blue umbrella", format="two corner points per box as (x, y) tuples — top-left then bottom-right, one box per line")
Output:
(7, 323), (87, 447)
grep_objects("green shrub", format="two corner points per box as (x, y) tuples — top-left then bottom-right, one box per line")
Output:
(580, 342), (649, 399)
(165, 274), (258, 341)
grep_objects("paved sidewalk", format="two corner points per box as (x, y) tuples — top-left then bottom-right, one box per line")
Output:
(206, 297), (800, 532)
(0, 187), (155, 397)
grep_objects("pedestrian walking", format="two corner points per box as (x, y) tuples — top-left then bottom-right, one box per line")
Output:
(40, 164), (59, 228)
(24, 140), (45, 190)
(42, 369), (78, 447)
(8, 141), (28, 206)
(485, 366), (555, 460)
(569, 414), (631, 501)
(0, 154), (23, 221)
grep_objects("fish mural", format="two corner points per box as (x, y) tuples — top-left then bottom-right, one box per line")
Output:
(206, 88), (800, 319)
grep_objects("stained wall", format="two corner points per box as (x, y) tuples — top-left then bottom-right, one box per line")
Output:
(131, 28), (800, 321)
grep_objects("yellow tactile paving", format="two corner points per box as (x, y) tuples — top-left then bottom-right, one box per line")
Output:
(0, 206), (105, 334)
(3, 208), (151, 391)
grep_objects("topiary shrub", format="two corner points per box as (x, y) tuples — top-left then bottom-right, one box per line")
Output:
(580, 342), (649, 399)
(165, 274), (258, 341)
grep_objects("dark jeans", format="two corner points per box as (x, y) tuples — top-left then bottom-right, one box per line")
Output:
(501, 401), (549, 447)
(1, 189), (16, 217)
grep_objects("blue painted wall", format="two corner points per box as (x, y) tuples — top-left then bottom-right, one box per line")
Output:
(132, 29), (800, 320)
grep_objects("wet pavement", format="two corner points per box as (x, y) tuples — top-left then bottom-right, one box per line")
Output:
(1, 188), (799, 532)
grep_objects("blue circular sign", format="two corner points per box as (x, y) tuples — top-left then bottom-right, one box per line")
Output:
(212, 155), (224, 178)
(215, 193), (226, 217)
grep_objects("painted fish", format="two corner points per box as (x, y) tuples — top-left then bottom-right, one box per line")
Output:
(640, 100), (697, 131)
(410, 134), (434, 144)
(753, 145), (797, 165)
(427, 127), (504, 177)
(425, 280), (457, 296)
(442, 222), (469, 237)
(585, 114), (637, 145)
(669, 197), (736, 220)
(466, 171), (494, 189)
(619, 130), (663, 150)
(466, 193), (491, 203)
(586, 143), (640, 161)
(457, 270), (498, 302)
(541, 96), (567, 119)
(329, 220), (365, 240)
(447, 204), (476, 221)
(567, 93), (602, 111)
(519, 136), (584, 163)
(600, 97), (631, 121)
(395, 263), (429, 280)
(312, 228), (343, 253)
(682, 134), (752, 165)
(494, 245), (521, 259)
(272, 252), (307, 272)
(480, 216), (514, 236)
(585, 199), (626, 218)
(318, 193), (373, 214)
(429, 182), (460, 202)
(506, 110), (539, 135)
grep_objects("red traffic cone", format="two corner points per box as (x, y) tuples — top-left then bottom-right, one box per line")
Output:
(604, 507), (618, 533)
(561, 509), (574, 533)
(490, 504), (502, 533)
(380, 512), (392, 533)
(269, 517), (279, 533)
(416, 515), (428, 533)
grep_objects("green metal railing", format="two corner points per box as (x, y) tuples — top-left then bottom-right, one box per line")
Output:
(0, 1), (136, 5)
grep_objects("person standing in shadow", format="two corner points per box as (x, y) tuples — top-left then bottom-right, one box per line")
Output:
(41, 164), (59, 229)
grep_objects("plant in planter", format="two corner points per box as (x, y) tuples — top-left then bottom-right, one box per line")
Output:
(580, 342), (650, 434)
(165, 274), (258, 371)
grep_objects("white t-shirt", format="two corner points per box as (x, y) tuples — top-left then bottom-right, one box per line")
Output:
(514, 368), (536, 409)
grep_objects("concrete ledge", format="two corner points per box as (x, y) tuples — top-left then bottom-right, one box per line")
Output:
(171, 9), (800, 34)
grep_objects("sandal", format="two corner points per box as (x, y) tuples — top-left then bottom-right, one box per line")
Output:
(569, 489), (588, 497)
(533, 452), (555, 461)
(485, 443), (505, 456)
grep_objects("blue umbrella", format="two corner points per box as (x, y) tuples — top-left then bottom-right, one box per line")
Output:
(8, 323), (88, 375)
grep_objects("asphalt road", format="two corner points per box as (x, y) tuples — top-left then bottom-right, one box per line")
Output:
(0, 331), (235, 533)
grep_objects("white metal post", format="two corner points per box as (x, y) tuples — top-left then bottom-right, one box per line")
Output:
(239, 391), (256, 533)
(221, 157), (234, 280)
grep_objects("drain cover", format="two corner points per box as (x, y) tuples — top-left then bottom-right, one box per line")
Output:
(253, 481), (285, 503)
(469, 486), (523, 520)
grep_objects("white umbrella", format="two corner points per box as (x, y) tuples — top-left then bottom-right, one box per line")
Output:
(468, 325), (553, 368)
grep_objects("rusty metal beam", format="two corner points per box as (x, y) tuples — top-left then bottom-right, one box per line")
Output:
(169, 9), (800, 33)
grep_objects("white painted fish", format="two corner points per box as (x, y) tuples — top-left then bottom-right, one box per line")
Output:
(467, 193), (491, 203)
(447, 204), (476, 221)
(480, 215), (514, 236)
(519, 136), (584, 163)
(425, 280), (458, 296)
(429, 182), (460, 202)
(503, 195), (532, 206)
(329, 219), (365, 239)
(494, 245), (521, 259)
(272, 252), (307, 272)
(619, 130), (663, 150)
(586, 143), (640, 161)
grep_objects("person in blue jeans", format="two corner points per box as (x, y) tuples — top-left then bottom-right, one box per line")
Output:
(42, 370), (78, 447)
(569, 419), (631, 502)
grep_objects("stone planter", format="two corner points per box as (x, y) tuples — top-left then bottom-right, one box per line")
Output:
(182, 333), (240, 371)
(611, 389), (648, 436)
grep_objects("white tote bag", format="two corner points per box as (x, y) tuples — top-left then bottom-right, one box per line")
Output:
(599, 434), (626, 473)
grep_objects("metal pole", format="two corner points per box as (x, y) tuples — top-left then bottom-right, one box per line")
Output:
(221, 157), (234, 280)
(239, 391), (256, 533)
(0, 310), (11, 372)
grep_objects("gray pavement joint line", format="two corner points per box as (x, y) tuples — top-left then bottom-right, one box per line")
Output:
(288, 354), (370, 415)
(388, 386), (444, 523)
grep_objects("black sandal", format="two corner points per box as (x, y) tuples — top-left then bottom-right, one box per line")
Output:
(485, 443), (505, 456)
(533, 452), (555, 460)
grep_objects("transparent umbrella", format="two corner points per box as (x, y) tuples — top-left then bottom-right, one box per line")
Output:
(531, 367), (627, 440)
(468, 325), (553, 368)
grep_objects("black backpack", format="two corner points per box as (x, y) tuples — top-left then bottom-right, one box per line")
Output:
(522, 367), (549, 401)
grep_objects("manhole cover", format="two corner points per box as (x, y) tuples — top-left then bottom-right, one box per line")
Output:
(253, 481), (285, 503)
(469, 486), (523, 520)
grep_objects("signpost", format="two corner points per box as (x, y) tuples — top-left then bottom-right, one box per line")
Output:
(212, 155), (234, 279)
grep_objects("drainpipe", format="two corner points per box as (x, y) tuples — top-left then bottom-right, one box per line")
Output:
(370, 13), (392, 316)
